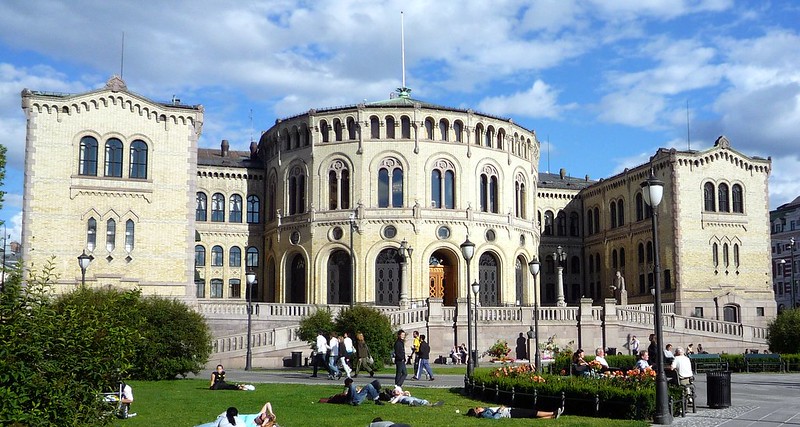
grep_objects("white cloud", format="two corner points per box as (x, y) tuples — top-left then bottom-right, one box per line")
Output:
(477, 80), (574, 119)
(769, 156), (800, 209)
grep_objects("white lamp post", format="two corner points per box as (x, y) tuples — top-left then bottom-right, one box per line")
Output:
(245, 269), (256, 371)
(460, 237), (476, 378)
(528, 256), (541, 372)
(554, 246), (567, 306)
(77, 250), (92, 288)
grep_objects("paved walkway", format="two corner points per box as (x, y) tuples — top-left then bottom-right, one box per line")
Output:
(196, 368), (800, 426)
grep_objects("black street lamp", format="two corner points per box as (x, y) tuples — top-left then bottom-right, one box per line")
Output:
(349, 212), (358, 308)
(77, 250), (92, 288)
(245, 269), (256, 371)
(641, 170), (672, 425)
(528, 256), (541, 372)
(471, 280), (480, 368)
(460, 237), (476, 378)
(790, 238), (796, 308)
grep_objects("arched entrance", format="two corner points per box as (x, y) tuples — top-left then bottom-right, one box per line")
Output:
(428, 249), (459, 306)
(723, 304), (739, 323)
(327, 249), (352, 305)
(478, 252), (500, 306)
(286, 253), (306, 303)
(375, 248), (401, 306)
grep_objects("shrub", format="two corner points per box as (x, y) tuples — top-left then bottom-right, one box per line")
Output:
(768, 308), (800, 353)
(334, 306), (394, 364)
(298, 308), (335, 349)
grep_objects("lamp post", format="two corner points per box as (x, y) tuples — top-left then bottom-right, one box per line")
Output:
(641, 170), (672, 425)
(553, 246), (567, 307)
(245, 269), (256, 371)
(349, 212), (358, 308)
(471, 280), (480, 368)
(460, 237), (476, 378)
(791, 238), (796, 308)
(528, 256), (541, 372)
(77, 250), (92, 288)
(399, 238), (413, 306)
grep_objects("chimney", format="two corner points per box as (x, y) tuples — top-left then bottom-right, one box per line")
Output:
(559, 168), (566, 179)
(249, 141), (258, 157)
(221, 139), (229, 157)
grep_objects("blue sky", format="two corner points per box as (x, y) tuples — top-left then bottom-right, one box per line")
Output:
(1, 0), (799, 243)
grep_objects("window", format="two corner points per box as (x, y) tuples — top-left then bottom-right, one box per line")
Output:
(378, 158), (403, 208)
(638, 274), (645, 294)
(370, 116), (380, 138)
(571, 256), (581, 274)
(288, 166), (307, 215)
(430, 159), (455, 209)
(453, 120), (463, 142)
(557, 212), (566, 236)
(712, 243), (719, 267)
(229, 246), (242, 267)
(543, 211), (554, 235)
(211, 193), (225, 222)
(210, 279), (223, 298)
(612, 249), (618, 269)
(320, 120), (329, 142)
(229, 279), (241, 298)
(732, 184), (743, 213)
(703, 182), (716, 211)
(247, 195), (260, 223)
(328, 160), (350, 210)
(195, 245), (206, 266)
(479, 165), (499, 213)
(439, 119), (449, 141)
(104, 138), (123, 177)
(401, 116), (411, 139)
(734, 244), (740, 268)
(424, 118), (434, 139)
(87, 218), (97, 251)
(646, 241), (653, 263)
(267, 177), (276, 221)
(475, 124), (483, 145)
(756, 307), (765, 316)
(664, 269), (671, 290)
(587, 208), (594, 235)
(620, 248), (626, 267)
(385, 116), (395, 139)
(723, 243), (729, 267)
(211, 245), (224, 266)
(569, 212), (580, 236)
(106, 219), (116, 252)
(246, 247), (259, 268)
(593, 207), (600, 232)
(617, 200), (625, 226)
(196, 280), (205, 298)
(610, 201), (617, 228)
(229, 195), (243, 223)
(333, 119), (343, 141)
(124, 219), (134, 252)
(346, 117), (357, 140)
(129, 140), (148, 179)
(694, 307), (704, 318)
(79, 136), (98, 176)
(636, 193), (644, 221)
(196, 192), (207, 221)
(485, 126), (494, 147)
(638, 243), (645, 264)
(514, 174), (526, 218)
(718, 183), (730, 212)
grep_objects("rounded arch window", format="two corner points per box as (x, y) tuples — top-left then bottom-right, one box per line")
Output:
(290, 231), (301, 245)
(485, 229), (496, 242)
(382, 225), (397, 239)
(436, 225), (451, 240)
(519, 234), (526, 247)
(331, 226), (344, 241)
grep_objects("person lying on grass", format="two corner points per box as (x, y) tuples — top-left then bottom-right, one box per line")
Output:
(388, 386), (444, 407)
(195, 402), (277, 427)
(466, 405), (563, 419)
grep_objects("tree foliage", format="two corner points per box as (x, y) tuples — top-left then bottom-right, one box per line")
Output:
(767, 308), (800, 353)
(298, 308), (335, 348)
(335, 306), (394, 364)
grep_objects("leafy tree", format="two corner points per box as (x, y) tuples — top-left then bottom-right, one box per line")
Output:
(334, 306), (394, 364)
(298, 308), (335, 348)
(767, 308), (800, 353)
(131, 295), (211, 379)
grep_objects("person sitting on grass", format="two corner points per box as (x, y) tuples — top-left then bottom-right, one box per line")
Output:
(369, 418), (411, 427)
(388, 386), (444, 407)
(209, 364), (249, 390)
(344, 378), (384, 405)
(466, 405), (563, 419)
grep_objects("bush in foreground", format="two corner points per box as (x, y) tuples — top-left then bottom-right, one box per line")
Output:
(768, 308), (800, 354)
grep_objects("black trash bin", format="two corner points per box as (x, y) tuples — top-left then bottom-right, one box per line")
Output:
(706, 370), (731, 408)
(607, 347), (617, 355)
(291, 351), (303, 368)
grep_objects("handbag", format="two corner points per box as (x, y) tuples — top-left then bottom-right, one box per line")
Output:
(367, 356), (374, 364)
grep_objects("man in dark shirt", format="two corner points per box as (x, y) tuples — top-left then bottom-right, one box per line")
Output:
(412, 334), (434, 380)
(394, 330), (407, 386)
(647, 334), (658, 367)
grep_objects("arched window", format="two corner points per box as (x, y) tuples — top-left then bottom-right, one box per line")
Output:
(229, 246), (242, 267)
(723, 243), (729, 267)
(514, 174), (526, 218)
(370, 116), (380, 138)
(247, 195), (260, 223)
(543, 211), (554, 236)
(79, 136), (98, 176)
(320, 120), (330, 142)
(723, 305), (738, 323)
(610, 201), (618, 228)
(333, 119), (343, 141)
(594, 207), (600, 232)
(211, 245), (224, 266)
(587, 208), (594, 235)
(378, 158), (403, 208)
(732, 184), (744, 213)
(712, 242), (719, 267)
(439, 119), (449, 141)
(646, 241), (653, 263)
(346, 117), (357, 140)
(288, 166), (306, 215)
(385, 116), (395, 139)
(479, 164), (499, 213)
(211, 193), (225, 222)
(636, 193), (645, 221)
(638, 243), (645, 264)
(328, 160), (351, 210)
(210, 279), (223, 298)
(267, 177), (276, 221)
(718, 183), (730, 212)
(424, 117), (434, 139)
(569, 212), (580, 236)
(496, 129), (504, 150)
(557, 211), (567, 236)
(620, 248), (626, 267)
(485, 126), (494, 147)
(612, 249), (618, 269)
(588, 254), (594, 274)
(246, 247), (259, 268)
(129, 140), (148, 179)
(229, 195), (243, 223)
(196, 192), (207, 221)
(475, 124), (483, 145)
(430, 159), (455, 209)
(87, 218), (97, 251)
(106, 218), (116, 252)
(124, 219), (134, 252)
(400, 116), (411, 139)
(453, 120), (463, 142)
(617, 199), (625, 226)
(734, 243), (740, 267)
(282, 128), (291, 151)
(104, 138), (123, 177)
(229, 279), (241, 299)
(195, 245), (205, 266)
(704, 182), (716, 211)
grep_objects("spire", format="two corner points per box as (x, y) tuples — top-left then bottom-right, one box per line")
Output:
(397, 11), (411, 99)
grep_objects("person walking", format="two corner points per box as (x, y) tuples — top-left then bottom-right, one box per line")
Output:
(353, 332), (376, 378)
(338, 335), (353, 379)
(630, 335), (640, 356)
(394, 330), (407, 386)
(311, 331), (332, 378)
(328, 332), (341, 379)
(413, 334), (434, 381)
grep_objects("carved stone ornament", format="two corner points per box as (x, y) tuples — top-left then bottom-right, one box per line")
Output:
(105, 75), (128, 92)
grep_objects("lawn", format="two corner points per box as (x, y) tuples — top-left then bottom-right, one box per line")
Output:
(111, 379), (649, 427)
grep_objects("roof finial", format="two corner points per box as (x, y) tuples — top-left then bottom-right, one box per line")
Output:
(396, 11), (411, 98)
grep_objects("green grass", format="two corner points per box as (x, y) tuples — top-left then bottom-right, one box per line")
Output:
(111, 379), (649, 427)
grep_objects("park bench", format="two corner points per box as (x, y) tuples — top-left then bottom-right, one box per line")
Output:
(688, 354), (728, 373)
(744, 353), (783, 373)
